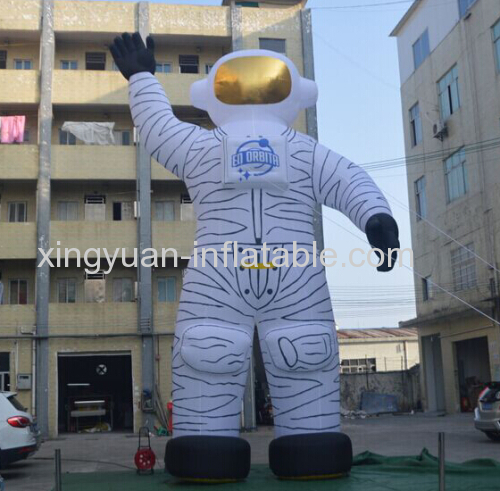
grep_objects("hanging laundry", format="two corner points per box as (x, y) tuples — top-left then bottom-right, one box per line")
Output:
(61, 122), (115, 145)
(0, 116), (26, 143)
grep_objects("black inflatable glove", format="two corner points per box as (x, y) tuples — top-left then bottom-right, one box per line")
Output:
(109, 32), (156, 81)
(365, 213), (400, 272)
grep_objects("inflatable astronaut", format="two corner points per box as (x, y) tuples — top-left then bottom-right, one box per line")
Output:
(110, 33), (399, 481)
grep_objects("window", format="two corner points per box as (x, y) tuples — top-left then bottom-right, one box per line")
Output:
(86, 52), (106, 71)
(154, 201), (174, 221)
(113, 278), (134, 302)
(451, 243), (476, 290)
(113, 130), (131, 146)
(179, 55), (199, 74)
(0, 353), (10, 391)
(493, 19), (500, 73)
(438, 65), (460, 120)
(8, 202), (27, 223)
(60, 60), (78, 70)
(412, 30), (430, 70)
(422, 276), (433, 301)
(158, 277), (176, 302)
(59, 129), (76, 145)
(57, 201), (78, 221)
(14, 59), (32, 70)
(84, 195), (106, 221)
(409, 103), (422, 146)
(58, 278), (76, 303)
(0, 50), (6, 69)
(156, 62), (172, 74)
(23, 128), (30, 143)
(113, 201), (133, 221)
(84, 271), (105, 303)
(205, 64), (214, 75)
(9, 279), (27, 305)
(459, 0), (477, 18)
(444, 148), (468, 202)
(340, 358), (376, 374)
(259, 38), (286, 55)
(414, 176), (427, 220)
(180, 194), (194, 221)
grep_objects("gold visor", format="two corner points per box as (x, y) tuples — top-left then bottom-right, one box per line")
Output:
(214, 56), (292, 105)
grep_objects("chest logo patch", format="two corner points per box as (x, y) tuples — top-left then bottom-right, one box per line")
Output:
(232, 139), (279, 181)
(223, 135), (288, 189)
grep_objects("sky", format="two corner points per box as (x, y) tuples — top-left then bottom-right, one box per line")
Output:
(80, 0), (417, 328)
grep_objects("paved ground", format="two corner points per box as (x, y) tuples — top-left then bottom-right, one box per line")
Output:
(2, 413), (499, 491)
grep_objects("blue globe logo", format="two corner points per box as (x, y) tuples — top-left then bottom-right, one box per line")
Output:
(231, 138), (280, 181)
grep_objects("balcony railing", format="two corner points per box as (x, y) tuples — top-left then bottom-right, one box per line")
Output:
(0, 305), (36, 332)
(0, 223), (37, 259)
(52, 145), (136, 180)
(49, 302), (138, 335)
(52, 70), (201, 106)
(152, 221), (196, 258)
(150, 4), (230, 37)
(50, 221), (137, 258)
(0, 70), (39, 104)
(0, 145), (38, 180)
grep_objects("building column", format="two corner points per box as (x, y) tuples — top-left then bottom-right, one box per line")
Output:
(136, 1), (156, 431)
(35, 0), (54, 438)
(230, 1), (243, 51)
(232, 1), (256, 431)
(301, 8), (323, 251)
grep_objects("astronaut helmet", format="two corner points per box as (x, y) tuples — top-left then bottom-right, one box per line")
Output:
(190, 49), (318, 128)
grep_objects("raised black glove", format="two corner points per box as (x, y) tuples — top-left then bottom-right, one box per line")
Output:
(365, 213), (400, 272)
(110, 32), (156, 81)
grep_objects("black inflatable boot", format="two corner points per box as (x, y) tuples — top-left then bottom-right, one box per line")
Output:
(165, 435), (251, 482)
(269, 432), (352, 480)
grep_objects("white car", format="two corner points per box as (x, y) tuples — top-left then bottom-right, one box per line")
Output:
(0, 392), (40, 468)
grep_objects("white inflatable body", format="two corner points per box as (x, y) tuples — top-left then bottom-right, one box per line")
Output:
(128, 49), (392, 438)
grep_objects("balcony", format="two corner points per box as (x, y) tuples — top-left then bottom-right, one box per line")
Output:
(153, 303), (178, 332)
(0, 70), (39, 104)
(152, 162), (178, 181)
(52, 71), (200, 107)
(0, 305), (36, 333)
(52, 146), (136, 180)
(0, 1), (41, 31)
(54, 1), (135, 34)
(52, 71), (128, 106)
(150, 4), (230, 38)
(0, 223), (37, 259)
(50, 221), (137, 258)
(49, 302), (137, 335)
(152, 221), (196, 258)
(0, 145), (38, 180)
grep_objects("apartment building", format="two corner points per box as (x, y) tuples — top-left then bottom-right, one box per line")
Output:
(392, 0), (500, 414)
(0, 0), (316, 437)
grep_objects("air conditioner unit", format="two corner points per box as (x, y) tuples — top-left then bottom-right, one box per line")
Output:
(433, 121), (448, 141)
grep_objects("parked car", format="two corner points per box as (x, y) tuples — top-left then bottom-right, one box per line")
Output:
(474, 382), (500, 441)
(0, 392), (40, 468)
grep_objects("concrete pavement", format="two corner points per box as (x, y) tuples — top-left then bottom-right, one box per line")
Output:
(2, 413), (499, 491)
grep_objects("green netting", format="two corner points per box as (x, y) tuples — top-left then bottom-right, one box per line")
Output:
(54, 450), (500, 491)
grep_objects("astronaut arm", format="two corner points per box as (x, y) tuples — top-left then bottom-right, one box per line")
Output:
(128, 73), (206, 177)
(110, 33), (206, 178)
(312, 144), (399, 271)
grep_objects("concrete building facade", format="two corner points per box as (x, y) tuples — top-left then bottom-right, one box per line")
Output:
(392, 0), (500, 414)
(0, 0), (316, 437)
(337, 327), (419, 374)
